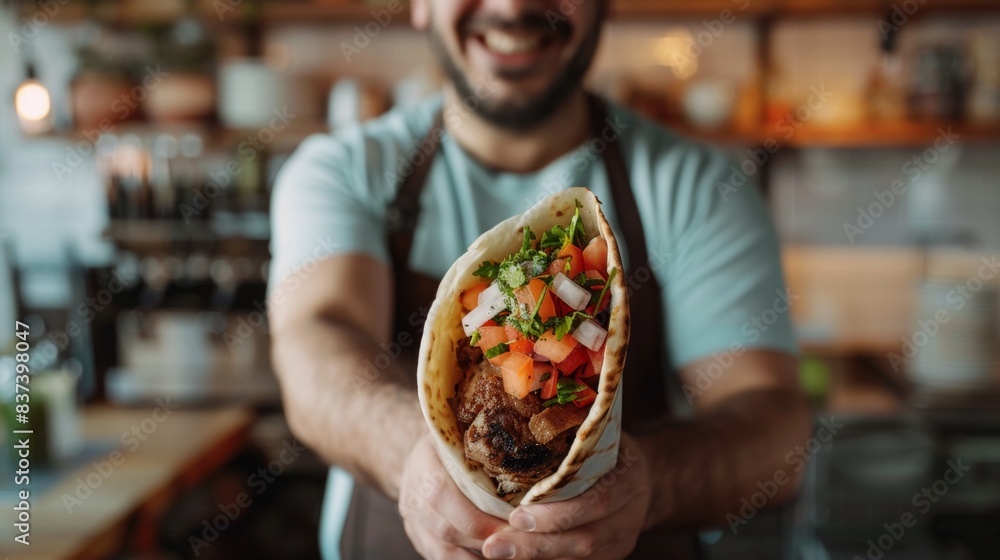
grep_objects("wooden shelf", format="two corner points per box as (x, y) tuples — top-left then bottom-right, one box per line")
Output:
(675, 120), (1000, 148)
(33, 0), (1000, 25)
(43, 118), (1000, 150)
(768, 121), (1000, 148)
(42, 121), (328, 152)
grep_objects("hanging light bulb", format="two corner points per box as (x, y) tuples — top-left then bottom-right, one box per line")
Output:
(14, 65), (54, 135)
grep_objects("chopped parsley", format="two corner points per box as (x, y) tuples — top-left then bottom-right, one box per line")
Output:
(519, 227), (536, 253)
(473, 260), (500, 280)
(540, 225), (568, 250)
(543, 378), (587, 407)
(484, 342), (509, 359)
(466, 199), (611, 347)
(592, 267), (617, 308)
(566, 201), (587, 248)
(498, 265), (526, 291)
(575, 272), (605, 289)
(495, 226), (552, 296)
(552, 311), (591, 341)
(539, 202), (587, 251)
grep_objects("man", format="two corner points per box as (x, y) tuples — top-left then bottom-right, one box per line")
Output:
(268, 0), (811, 558)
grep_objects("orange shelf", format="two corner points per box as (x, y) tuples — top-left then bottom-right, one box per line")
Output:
(31, 0), (1000, 24)
(768, 121), (1000, 148)
(675, 121), (1000, 148)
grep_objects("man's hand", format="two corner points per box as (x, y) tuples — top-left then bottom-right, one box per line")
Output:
(400, 434), (511, 559)
(481, 434), (652, 560)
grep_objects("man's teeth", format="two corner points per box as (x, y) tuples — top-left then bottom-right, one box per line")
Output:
(483, 30), (541, 55)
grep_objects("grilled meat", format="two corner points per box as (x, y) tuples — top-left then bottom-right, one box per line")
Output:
(529, 404), (589, 445)
(452, 342), (585, 495)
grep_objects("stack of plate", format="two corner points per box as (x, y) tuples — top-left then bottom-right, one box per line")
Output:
(907, 280), (999, 392)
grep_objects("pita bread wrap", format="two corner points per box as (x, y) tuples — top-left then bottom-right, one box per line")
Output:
(417, 187), (629, 518)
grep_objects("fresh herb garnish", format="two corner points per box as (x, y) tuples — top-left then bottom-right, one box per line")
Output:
(484, 342), (509, 359)
(539, 202), (586, 252)
(498, 265), (526, 291)
(528, 282), (550, 322)
(566, 201), (587, 248)
(527, 252), (550, 277)
(520, 227), (535, 254)
(575, 272), (605, 289)
(593, 267), (617, 309)
(473, 260), (500, 280)
(540, 225), (568, 250)
(470, 331), (481, 346)
(543, 378), (587, 407)
(552, 311), (591, 341)
(494, 226), (551, 295)
(507, 315), (546, 339)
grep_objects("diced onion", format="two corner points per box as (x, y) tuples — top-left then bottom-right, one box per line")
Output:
(478, 282), (502, 306)
(551, 273), (590, 311)
(462, 289), (506, 336)
(574, 319), (607, 351)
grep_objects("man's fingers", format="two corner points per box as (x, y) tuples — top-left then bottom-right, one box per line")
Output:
(430, 479), (509, 541)
(419, 506), (490, 550)
(509, 442), (648, 534)
(481, 521), (619, 560)
(403, 499), (484, 558)
(508, 480), (626, 533)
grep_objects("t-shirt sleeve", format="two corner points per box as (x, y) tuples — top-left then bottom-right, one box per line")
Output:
(660, 147), (799, 368)
(268, 134), (389, 291)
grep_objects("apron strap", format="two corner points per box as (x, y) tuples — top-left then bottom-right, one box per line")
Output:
(387, 111), (445, 273)
(585, 93), (672, 429)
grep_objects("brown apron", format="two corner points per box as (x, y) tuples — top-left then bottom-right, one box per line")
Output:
(340, 94), (702, 559)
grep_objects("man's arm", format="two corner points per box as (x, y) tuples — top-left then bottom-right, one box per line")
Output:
(639, 349), (811, 530)
(269, 255), (425, 499)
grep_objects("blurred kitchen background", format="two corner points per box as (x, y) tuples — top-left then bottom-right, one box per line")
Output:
(1, 0), (999, 559)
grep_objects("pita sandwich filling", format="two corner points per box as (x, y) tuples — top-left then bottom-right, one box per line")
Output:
(453, 200), (617, 497)
(418, 187), (628, 513)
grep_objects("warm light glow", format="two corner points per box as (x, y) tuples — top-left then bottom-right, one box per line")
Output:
(654, 30), (698, 80)
(14, 80), (51, 122)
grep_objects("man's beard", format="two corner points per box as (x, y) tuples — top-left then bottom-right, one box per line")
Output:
(427, 12), (602, 132)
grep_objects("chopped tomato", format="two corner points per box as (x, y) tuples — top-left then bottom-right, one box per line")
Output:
(504, 324), (519, 341)
(534, 330), (578, 363)
(583, 237), (608, 274)
(514, 278), (556, 321)
(460, 282), (490, 311)
(475, 326), (508, 350)
(553, 297), (573, 317)
(499, 352), (537, 399)
(555, 344), (589, 375)
(557, 244), (585, 279)
(586, 344), (605, 377)
(509, 337), (534, 355)
(584, 269), (605, 286)
(482, 319), (499, 327)
(529, 362), (553, 394)
(579, 360), (598, 378)
(545, 258), (568, 276)
(572, 384), (598, 407)
(541, 369), (559, 399)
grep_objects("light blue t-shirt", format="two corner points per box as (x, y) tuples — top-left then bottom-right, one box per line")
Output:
(269, 96), (797, 368)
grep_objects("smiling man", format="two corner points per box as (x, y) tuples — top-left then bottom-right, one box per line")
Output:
(268, 0), (811, 559)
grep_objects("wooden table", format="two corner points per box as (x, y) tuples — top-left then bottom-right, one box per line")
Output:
(0, 406), (254, 560)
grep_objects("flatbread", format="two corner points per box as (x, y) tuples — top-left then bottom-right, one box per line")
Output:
(416, 187), (630, 517)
